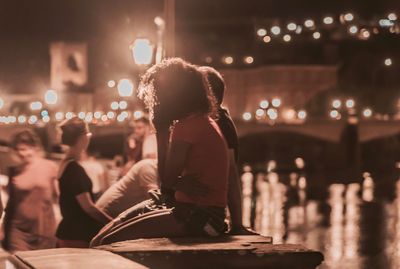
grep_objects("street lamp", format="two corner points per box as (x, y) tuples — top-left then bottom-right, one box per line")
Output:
(130, 39), (154, 66)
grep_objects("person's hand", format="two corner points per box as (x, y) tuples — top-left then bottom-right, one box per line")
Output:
(175, 174), (209, 196)
(228, 225), (259, 235)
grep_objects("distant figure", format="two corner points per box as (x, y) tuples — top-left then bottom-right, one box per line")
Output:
(2, 130), (58, 251)
(107, 155), (124, 185)
(95, 114), (158, 217)
(80, 151), (107, 201)
(56, 117), (112, 248)
(121, 117), (155, 177)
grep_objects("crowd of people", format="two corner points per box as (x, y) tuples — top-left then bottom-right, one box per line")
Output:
(0, 58), (255, 252)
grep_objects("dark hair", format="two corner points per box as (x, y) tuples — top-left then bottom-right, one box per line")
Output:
(12, 129), (42, 149)
(199, 66), (225, 105)
(138, 58), (218, 128)
(134, 116), (150, 125)
(59, 117), (89, 146)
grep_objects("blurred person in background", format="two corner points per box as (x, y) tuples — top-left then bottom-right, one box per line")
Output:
(2, 130), (58, 251)
(56, 117), (112, 248)
(121, 117), (155, 177)
(96, 115), (158, 217)
(80, 150), (108, 201)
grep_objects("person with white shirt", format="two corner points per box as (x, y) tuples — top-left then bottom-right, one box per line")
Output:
(96, 117), (159, 218)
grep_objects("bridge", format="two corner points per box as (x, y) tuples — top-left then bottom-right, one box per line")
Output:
(0, 120), (399, 145)
(235, 120), (400, 143)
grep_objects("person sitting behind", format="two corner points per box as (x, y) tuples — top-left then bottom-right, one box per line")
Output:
(96, 116), (158, 218)
(199, 66), (256, 235)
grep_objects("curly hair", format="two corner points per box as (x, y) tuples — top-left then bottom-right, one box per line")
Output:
(138, 58), (218, 128)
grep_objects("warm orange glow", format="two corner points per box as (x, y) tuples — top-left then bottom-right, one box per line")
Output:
(323, 16), (334, 25)
(287, 23), (297, 31)
(263, 35), (272, 43)
(283, 34), (291, 42)
(385, 58), (393, 66)
(242, 112), (252, 121)
(107, 80), (116, 88)
(244, 56), (254, 64)
(304, 19), (315, 28)
(313, 32), (321, 39)
(223, 56), (234, 65)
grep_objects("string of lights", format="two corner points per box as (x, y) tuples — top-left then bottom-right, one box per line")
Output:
(255, 11), (399, 43)
(240, 97), (400, 123)
(209, 11), (399, 65)
(0, 110), (145, 126)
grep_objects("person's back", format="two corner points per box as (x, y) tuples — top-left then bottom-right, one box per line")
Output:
(173, 114), (229, 207)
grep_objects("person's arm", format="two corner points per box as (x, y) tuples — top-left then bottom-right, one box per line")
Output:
(76, 192), (113, 224)
(155, 127), (170, 185)
(227, 150), (258, 235)
(163, 140), (191, 190)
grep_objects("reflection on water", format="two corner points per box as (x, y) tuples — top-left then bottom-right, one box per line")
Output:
(242, 162), (400, 269)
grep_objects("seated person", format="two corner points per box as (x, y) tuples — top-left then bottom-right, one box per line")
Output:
(96, 159), (158, 218)
(199, 66), (255, 235)
(96, 118), (158, 218)
(91, 58), (228, 246)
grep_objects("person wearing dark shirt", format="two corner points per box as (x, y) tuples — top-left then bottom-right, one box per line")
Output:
(199, 66), (256, 235)
(56, 117), (112, 248)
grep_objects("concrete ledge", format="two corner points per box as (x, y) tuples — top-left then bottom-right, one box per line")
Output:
(12, 248), (147, 269)
(97, 235), (324, 269)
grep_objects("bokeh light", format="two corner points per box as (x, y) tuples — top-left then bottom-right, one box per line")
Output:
(117, 79), (134, 97)
(242, 112), (252, 121)
(44, 89), (58, 105)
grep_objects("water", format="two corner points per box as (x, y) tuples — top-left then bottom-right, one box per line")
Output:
(242, 169), (400, 269)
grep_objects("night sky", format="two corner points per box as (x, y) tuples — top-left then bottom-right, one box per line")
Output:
(0, 0), (399, 99)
